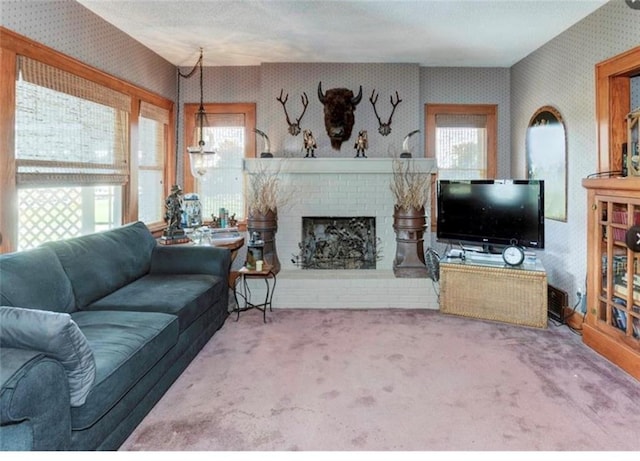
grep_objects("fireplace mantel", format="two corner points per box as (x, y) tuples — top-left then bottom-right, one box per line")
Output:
(243, 157), (436, 174)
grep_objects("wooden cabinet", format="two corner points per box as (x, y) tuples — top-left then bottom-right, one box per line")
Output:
(440, 259), (547, 328)
(582, 178), (640, 380)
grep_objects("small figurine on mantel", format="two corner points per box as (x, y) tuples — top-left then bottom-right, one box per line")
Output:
(161, 184), (188, 244)
(303, 129), (317, 158)
(354, 130), (368, 158)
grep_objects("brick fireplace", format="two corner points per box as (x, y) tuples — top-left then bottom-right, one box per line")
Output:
(243, 158), (439, 309)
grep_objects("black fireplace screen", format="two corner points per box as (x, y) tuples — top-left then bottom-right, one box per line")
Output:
(292, 216), (380, 269)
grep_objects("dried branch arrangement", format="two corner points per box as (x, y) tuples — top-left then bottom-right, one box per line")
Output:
(246, 161), (294, 215)
(390, 158), (430, 211)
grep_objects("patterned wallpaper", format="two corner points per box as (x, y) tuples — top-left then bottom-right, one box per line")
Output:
(182, 63), (510, 159)
(511, 0), (640, 307)
(258, 62), (420, 159)
(181, 63), (508, 171)
(179, 63), (422, 160)
(1, 0), (176, 99)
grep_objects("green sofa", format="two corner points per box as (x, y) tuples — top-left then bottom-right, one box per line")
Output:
(0, 221), (231, 450)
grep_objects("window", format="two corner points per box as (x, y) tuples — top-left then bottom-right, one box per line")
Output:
(14, 56), (129, 250)
(183, 103), (256, 222)
(426, 104), (497, 179)
(0, 28), (174, 253)
(433, 114), (488, 180)
(425, 104), (497, 229)
(138, 102), (169, 225)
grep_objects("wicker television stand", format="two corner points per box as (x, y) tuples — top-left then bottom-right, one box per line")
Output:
(439, 257), (548, 328)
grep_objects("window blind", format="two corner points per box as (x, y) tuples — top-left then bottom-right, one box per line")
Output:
(435, 114), (487, 179)
(204, 113), (245, 127)
(140, 100), (169, 125)
(15, 56), (131, 187)
(139, 101), (168, 167)
(435, 114), (487, 128)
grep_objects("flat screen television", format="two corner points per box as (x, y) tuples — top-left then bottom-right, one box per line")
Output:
(436, 179), (545, 250)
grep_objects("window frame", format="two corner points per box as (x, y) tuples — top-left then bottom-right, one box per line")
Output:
(0, 27), (175, 253)
(425, 103), (498, 230)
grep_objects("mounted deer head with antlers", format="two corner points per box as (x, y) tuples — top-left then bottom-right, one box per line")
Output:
(277, 89), (308, 136)
(369, 90), (402, 136)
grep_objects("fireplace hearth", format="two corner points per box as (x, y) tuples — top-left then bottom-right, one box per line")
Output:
(292, 216), (380, 269)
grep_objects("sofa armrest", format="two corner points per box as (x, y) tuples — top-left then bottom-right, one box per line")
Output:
(0, 348), (71, 450)
(150, 245), (231, 278)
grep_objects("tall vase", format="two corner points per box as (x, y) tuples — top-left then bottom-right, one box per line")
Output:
(247, 208), (280, 274)
(392, 205), (428, 278)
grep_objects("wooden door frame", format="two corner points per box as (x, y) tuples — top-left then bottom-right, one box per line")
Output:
(595, 46), (640, 173)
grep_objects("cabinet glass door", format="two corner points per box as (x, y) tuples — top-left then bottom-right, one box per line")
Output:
(598, 197), (640, 344)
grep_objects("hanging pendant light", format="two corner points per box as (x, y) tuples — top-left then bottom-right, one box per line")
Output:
(180, 48), (218, 179)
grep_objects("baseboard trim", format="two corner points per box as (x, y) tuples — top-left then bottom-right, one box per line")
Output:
(562, 307), (585, 331)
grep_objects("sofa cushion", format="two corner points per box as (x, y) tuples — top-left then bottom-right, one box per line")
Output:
(69, 310), (178, 430)
(83, 273), (227, 333)
(0, 306), (96, 406)
(43, 221), (157, 308)
(0, 246), (76, 313)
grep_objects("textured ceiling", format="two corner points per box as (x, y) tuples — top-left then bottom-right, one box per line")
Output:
(76, 0), (608, 67)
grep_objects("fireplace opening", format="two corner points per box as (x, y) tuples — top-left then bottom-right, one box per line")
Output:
(292, 216), (381, 269)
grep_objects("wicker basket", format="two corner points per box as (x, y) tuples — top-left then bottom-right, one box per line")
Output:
(440, 262), (548, 328)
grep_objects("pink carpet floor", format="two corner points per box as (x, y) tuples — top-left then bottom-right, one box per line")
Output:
(120, 309), (640, 451)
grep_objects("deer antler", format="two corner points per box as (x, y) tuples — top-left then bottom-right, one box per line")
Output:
(277, 89), (308, 136)
(369, 90), (402, 136)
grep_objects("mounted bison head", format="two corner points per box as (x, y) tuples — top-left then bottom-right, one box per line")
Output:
(317, 82), (363, 150)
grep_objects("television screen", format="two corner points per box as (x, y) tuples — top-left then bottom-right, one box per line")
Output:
(436, 179), (545, 250)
